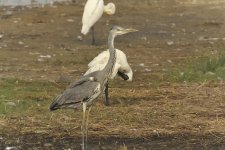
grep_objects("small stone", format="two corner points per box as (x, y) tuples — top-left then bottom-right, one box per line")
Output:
(145, 68), (151, 72)
(39, 55), (51, 58)
(139, 63), (145, 67)
(18, 41), (24, 45)
(206, 72), (215, 76)
(141, 36), (147, 41)
(67, 19), (74, 22)
(5, 102), (16, 106)
(167, 41), (174, 46)
(38, 58), (44, 62)
(77, 36), (83, 41)
(167, 59), (172, 63)
(6, 146), (16, 150)
(44, 143), (52, 147)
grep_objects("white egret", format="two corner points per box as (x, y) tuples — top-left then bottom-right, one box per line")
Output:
(84, 49), (133, 105)
(81, 0), (116, 45)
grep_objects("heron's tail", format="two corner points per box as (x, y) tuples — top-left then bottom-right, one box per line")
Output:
(81, 24), (90, 35)
(49, 95), (62, 111)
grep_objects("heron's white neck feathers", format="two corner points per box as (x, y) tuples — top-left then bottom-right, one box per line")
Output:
(104, 3), (116, 15)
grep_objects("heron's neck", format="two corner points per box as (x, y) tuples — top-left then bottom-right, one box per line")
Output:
(102, 32), (116, 78)
(108, 32), (115, 50)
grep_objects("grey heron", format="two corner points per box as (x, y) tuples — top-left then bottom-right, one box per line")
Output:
(50, 26), (137, 150)
(81, 0), (116, 45)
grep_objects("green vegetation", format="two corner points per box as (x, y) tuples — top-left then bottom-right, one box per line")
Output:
(1, 52), (225, 117)
(0, 78), (60, 115)
(167, 52), (225, 82)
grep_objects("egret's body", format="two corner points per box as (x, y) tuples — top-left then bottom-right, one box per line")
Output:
(85, 49), (133, 81)
(50, 26), (137, 150)
(84, 49), (133, 105)
(81, 0), (116, 44)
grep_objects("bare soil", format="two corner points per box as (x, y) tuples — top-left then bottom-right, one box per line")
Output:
(1, 0), (225, 149)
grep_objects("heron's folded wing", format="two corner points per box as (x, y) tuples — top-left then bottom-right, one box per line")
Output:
(68, 76), (96, 88)
(51, 80), (100, 109)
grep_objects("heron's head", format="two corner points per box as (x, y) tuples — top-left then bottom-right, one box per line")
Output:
(111, 26), (138, 36)
(104, 3), (116, 15)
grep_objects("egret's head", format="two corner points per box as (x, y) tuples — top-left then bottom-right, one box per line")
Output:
(126, 70), (133, 81)
(111, 26), (138, 36)
(104, 3), (116, 15)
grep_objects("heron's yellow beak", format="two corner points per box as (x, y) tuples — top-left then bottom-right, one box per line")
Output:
(125, 28), (138, 33)
(115, 27), (138, 35)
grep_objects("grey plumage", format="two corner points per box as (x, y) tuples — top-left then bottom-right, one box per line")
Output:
(49, 26), (137, 150)
(50, 74), (101, 110)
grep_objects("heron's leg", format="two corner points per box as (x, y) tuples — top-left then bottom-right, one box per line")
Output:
(82, 102), (87, 150)
(104, 81), (109, 106)
(91, 26), (95, 45)
(85, 106), (92, 150)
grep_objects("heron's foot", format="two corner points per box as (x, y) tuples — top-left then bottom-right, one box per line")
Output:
(104, 99), (110, 106)
(104, 102), (110, 106)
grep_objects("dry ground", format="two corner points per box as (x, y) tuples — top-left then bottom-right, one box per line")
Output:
(1, 0), (225, 149)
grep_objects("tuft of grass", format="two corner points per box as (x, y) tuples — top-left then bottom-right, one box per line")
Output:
(118, 144), (128, 150)
(166, 52), (225, 82)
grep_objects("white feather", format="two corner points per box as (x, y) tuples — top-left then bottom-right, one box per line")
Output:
(84, 49), (133, 81)
(81, 0), (116, 35)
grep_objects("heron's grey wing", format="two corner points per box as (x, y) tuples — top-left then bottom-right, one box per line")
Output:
(50, 80), (100, 110)
(68, 76), (96, 88)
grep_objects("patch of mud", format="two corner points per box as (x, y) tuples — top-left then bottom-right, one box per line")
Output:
(1, 133), (225, 149)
